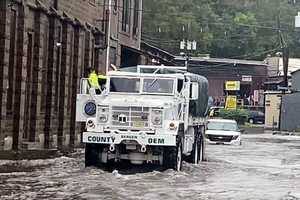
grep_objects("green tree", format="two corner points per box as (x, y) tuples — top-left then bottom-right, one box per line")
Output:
(142, 0), (300, 59)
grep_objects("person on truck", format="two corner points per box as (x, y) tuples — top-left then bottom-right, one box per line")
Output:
(88, 69), (100, 94)
(98, 74), (107, 93)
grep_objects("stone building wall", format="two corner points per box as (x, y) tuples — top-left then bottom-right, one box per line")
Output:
(0, 0), (142, 150)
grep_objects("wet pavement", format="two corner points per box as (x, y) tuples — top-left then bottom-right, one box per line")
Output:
(0, 133), (300, 200)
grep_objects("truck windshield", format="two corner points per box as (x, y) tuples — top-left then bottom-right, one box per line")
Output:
(143, 78), (174, 94)
(110, 77), (140, 93)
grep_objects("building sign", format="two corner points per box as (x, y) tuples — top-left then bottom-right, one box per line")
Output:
(225, 96), (237, 109)
(242, 75), (252, 82)
(225, 81), (240, 91)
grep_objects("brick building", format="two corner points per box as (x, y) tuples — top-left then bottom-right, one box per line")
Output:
(0, 0), (142, 150)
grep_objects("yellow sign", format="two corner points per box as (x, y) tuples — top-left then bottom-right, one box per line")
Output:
(225, 81), (240, 91)
(225, 96), (237, 109)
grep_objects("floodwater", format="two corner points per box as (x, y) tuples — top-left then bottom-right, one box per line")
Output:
(1, 134), (300, 200)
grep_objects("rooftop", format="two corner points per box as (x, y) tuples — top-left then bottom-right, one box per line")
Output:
(174, 56), (268, 66)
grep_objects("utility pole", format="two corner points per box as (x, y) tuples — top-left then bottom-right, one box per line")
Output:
(277, 13), (289, 91)
(180, 24), (197, 70)
(282, 47), (289, 89)
(105, 0), (112, 74)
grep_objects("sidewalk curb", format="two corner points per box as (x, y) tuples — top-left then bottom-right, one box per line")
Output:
(0, 150), (59, 160)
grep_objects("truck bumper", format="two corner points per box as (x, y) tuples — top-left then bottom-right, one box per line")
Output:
(82, 131), (177, 146)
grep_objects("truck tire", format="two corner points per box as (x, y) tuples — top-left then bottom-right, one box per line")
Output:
(188, 126), (205, 163)
(199, 137), (204, 162)
(163, 138), (183, 171)
(199, 126), (206, 162)
(85, 143), (98, 167)
(191, 137), (201, 164)
(187, 126), (201, 164)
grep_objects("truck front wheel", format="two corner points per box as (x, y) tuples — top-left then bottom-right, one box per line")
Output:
(163, 138), (183, 171)
(85, 143), (98, 167)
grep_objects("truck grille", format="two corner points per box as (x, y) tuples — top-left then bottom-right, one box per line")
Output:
(207, 135), (233, 143)
(111, 106), (150, 128)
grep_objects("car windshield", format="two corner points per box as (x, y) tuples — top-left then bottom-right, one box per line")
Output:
(143, 78), (174, 94)
(207, 121), (238, 131)
(110, 77), (140, 93)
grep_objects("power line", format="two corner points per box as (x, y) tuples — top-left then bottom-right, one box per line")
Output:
(142, 32), (278, 44)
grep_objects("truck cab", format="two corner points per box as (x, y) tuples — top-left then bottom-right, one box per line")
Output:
(76, 66), (209, 171)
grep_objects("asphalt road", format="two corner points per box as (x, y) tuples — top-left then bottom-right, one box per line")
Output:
(0, 133), (300, 200)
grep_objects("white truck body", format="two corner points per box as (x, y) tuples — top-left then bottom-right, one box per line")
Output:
(76, 66), (208, 170)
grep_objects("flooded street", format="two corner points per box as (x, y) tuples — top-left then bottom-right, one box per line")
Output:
(1, 134), (300, 200)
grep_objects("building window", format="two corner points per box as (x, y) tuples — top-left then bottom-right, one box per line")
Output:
(122, 0), (131, 32)
(133, 0), (139, 35)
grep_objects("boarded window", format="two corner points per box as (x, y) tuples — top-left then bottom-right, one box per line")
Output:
(7, 9), (17, 114)
(122, 0), (131, 32)
(110, 47), (117, 65)
(55, 26), (62, 112)
(133, 0), (139, 35)
(68, 30), (74, 112)
(41, 23), (48, 113)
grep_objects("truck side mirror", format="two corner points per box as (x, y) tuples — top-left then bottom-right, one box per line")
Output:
(190, 82), (199, 100)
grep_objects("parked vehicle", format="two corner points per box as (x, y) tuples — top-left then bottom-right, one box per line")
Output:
(248, 110), (265, 124)
(208, 106), (224, 118)
(76, 65), (209, 171)
(205, 119), (242, 145)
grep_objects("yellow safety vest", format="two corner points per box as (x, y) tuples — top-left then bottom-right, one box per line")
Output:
(88, 71), (100, 89)
(98, 74), (107, 80)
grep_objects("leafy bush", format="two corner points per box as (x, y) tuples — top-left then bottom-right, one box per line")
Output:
(219, 109), (249, 125)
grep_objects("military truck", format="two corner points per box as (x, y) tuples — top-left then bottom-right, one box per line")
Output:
(76, 65), (209, 171)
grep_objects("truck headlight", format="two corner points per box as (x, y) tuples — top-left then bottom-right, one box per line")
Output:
(98, 105), (109, 123)
(151, 109), (163, 126)
(153, 116), (162, 125)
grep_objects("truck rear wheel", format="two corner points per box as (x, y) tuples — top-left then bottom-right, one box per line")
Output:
(188, 126), (205, 164)
(163, 138), (182, 171)
(199, 138), (204, 162)
(192, 137), (201, 164)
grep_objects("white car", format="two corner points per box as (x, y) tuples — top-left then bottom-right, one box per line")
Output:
(206, 119), (242, 145)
